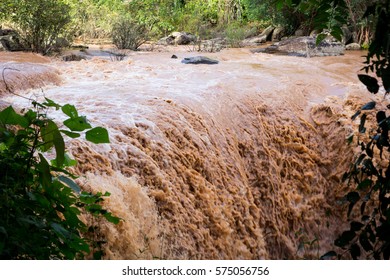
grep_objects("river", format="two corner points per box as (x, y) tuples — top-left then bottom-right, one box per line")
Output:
(0, 47), (374, 259)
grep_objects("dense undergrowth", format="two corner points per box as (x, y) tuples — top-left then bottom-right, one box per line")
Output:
(0, 78), (120, 259)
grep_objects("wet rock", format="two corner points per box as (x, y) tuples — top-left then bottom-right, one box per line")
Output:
(260, 25), (275, 41)
(181, 56), (219, 65)
(272, 26), (285, 42)
(251, 36), (345, 57)
(294, 29), (305, 37)
(201, 38), (226, 52)
(62, 54), (87, 62)
(0, 30), (24, 51)
(241, 35), (267, 47)
(159, 32), (197, 45)
(242, 25), (276, 47)
(341, 25), (353, 45)
(0, 29), (14, 36)
(345, 43), (361, 50)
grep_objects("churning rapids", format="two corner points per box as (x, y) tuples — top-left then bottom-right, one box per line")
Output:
(0, 47), (378, 259)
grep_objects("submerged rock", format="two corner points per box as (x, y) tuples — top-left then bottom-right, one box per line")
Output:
(251, 36), (345, 57)
(181, 56), (219, 65)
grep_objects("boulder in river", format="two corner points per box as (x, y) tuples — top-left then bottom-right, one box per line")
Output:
(251, 36), (345, 57)
(345, 43), (361, 50)
(159, 32), (197, 45)
(241, 25), (275, 47)
(181, 56), (219, 65)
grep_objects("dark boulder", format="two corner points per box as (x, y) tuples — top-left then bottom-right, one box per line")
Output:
(181, 56), (219, 65)
(0, 30), (25, 51)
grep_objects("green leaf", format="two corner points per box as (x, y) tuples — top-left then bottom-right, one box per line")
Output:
(358, 74), (379, 94)
(58, 175), (81, 194)
(51, 223), (71, 239)
(85, 127), (109, 144)
(0, 106), (29, 128)
(62, 104), (78, 118)
(63, 116), (92, 132)
(316, 33), (327, 45)
(41, 120), (58, 152)
(42, 98), (61, 110)
(60, 130), (81, 139)
(104, 212), (121, 224)
(38, 153), (52, 189)
(330, 28), (342, 42)
(40, 120), (65, 167)
(53, 132), (65, 168)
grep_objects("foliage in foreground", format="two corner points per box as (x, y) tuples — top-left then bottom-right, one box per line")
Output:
(281, 0), (390, 259)
(329, 0), (390, 260)
(0, 93), (120, 259)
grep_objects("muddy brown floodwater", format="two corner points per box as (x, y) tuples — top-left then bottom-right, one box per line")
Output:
(0, 47), (381, 259)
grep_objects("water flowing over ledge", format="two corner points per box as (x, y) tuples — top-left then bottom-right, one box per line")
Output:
(1, 48), (374, 259)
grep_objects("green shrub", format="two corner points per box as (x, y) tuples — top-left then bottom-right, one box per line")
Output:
(225, 23), (249, 48)
(5, 0), (72, 54)
(0, 91), (119, 259)
(112, 16), (148, 51)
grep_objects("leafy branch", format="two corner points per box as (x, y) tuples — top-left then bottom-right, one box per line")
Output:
(0, 83), (119, 259)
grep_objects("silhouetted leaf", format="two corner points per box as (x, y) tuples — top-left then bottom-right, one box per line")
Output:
(359, 114), (367, 133)
(381, 68), (390, 92)
(377, 111), (387, 126)
(358, 74), (379, 93)
(320, 251), (337, 260)
(346, 133), (354, 144)
(363, 4), (377, 18)
(335, 230), (355, 247)
(347, 192), (360, 217)
(350, 244), (361, 260)
(361, 101), (376, 110)
(359, 231), (373, 252)
(347, 192), (360, 203)
(351, 110), (361, 120)
(350, 221), (364, 231)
